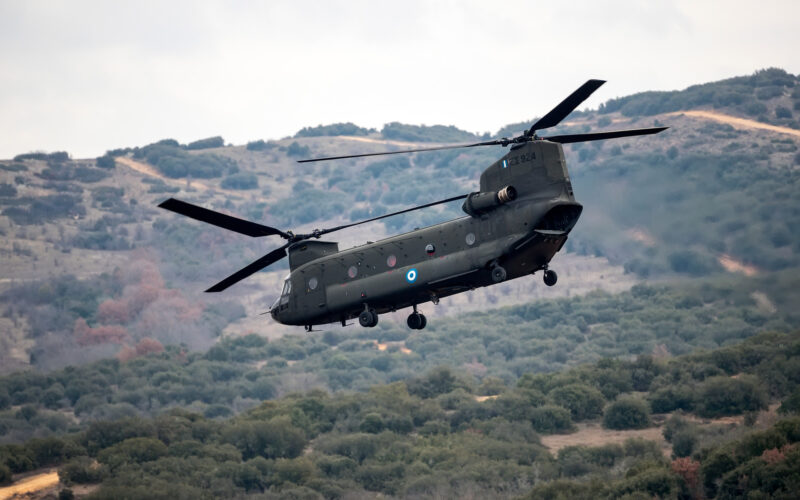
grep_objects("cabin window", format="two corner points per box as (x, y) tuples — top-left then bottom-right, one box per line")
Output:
(466, 232), (476, 245)
(348, 266), (358, 278)
(281, 279), (292, 296)
(425, 243), (435, 254)
(308, 277), (318, 290)
(386, 254), (397, 268)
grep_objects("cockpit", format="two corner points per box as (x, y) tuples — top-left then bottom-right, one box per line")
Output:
(270, 276), (292, 321)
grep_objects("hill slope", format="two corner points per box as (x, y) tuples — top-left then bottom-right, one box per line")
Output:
(1, 68), (799, 372)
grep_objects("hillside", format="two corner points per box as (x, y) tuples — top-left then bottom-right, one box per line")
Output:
(1, 67), (799, 498)
(1, 68), (799, 374)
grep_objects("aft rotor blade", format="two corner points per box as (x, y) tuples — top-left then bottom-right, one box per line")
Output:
(318, 194), (468, 236)
(158, 198), (290, 239)
(526, 79), (606, 136)
(206, 245), (289, 292)
(297, 140), (503, 163)
(543, 126), (668, 144)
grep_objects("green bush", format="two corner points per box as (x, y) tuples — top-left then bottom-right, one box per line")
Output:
(221, 172), (258, 190)
(295, 122), (373, 138)
(603, 397), (651, 430)
(186, 136), (224, 150)
(548, 384), (606, 421)
(694, 376), (767, 418)
(59, 456), (106, 484)
(778, 389), (800, 414)
(530, 405), (575, 434)
(381, 122), (477, 143)
(0, 183), (17, 197)
(671, 429), (698, 457)
(649, 386), (695, 413)
(96, 154), (116, 169)
(97, 437), (168, 469)
(0, 463), (11, 485)
(287, 142), (311, 157)
(246, 140), (276, 151)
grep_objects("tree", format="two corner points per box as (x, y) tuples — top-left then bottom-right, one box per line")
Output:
(0, 464), (11, 485)
(530, 405), (575, 434)
(96, 437), (167, 469)
(221, 417), (306, 460)
(221, 173), (258, 190)
(287, 142), (311, 157)
(694, 376), (767, 418)
(603, 397), (651, 430)
(548, 384), (606, 421)
(186, 136), (224, 150)
(96, 155), (116, 169)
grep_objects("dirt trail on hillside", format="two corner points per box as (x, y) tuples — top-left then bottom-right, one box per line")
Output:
(0, 471), (59, 499)
(718, 253), (759, 276)
(541, 423), (669, 456)
(666, 110), (800, 138)
(116, 156), (236, 195)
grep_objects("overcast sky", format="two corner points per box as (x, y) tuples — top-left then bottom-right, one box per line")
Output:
(1, 0), (799, 159)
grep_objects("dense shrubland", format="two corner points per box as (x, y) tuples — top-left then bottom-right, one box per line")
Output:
(598, 68), (800, 128)
(2, 331), (799, 498)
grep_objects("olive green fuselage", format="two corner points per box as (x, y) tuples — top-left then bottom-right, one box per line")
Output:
(271, 140), (582, 327)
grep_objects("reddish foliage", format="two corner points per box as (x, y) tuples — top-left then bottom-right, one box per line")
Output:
(671, 457), (702, 498)
(116, 338), (164, 362)
(116, 344), (138, 362)
(74, 318), (129, 346)
(135, 337), (164, 356)
(126, 284), (161, 315)
(762, 444), (796, 465)
(97, 299), (131, 324)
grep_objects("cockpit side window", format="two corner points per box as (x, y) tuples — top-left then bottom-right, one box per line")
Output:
(279, 278), (292, 306)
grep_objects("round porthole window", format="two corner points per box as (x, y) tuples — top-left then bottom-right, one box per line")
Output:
(386, 254), (397, 267)
(308, 277), (318, 290)
(425, 243), (435, 254)
(348, 266), (358, 278)
(466, 232), (476, 245)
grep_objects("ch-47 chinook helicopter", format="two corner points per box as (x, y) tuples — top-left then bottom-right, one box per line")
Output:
(159, 79), (666, 331)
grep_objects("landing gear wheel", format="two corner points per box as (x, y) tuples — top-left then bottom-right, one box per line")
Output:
(543, 269), (558, 287)
(407, 312), (426, 330)
(359, 309), (378, 327)
(491, 265), (507, 283)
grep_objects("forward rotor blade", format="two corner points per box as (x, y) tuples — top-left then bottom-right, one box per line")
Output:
(318, 194), (468, 237)
(543, 126), (668, 144)
(206, 245), (289, 292)
(526, 79), (606, 136)
(297, 140), (503, 163)
(158, 198), (290, 239)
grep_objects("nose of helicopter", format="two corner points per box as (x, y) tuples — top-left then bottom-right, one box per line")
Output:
(269, 297), (280, 322)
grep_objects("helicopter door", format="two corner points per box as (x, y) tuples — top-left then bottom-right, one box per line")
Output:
(303, 268), (326, 314)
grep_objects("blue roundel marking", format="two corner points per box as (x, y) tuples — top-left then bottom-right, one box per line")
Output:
(406, 268), (418, 283)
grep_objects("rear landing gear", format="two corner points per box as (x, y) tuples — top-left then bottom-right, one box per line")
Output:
(358, 305), (379, 327)
(543, 269), (558, 287)
(407, 305), (427, 330)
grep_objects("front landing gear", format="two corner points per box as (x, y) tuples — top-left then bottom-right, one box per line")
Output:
(490, 262), (507, 283)
(543, 269), (558, 287)
(359, 305), (379, 328)
(407, 305), (427, 330)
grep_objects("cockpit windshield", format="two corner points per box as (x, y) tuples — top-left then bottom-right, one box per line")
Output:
(279, 276), (292, 306)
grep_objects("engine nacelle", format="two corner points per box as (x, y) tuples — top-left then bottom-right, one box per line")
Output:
(461, 185), (517, 217)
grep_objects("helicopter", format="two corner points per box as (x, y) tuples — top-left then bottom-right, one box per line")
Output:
(159, 79), (666, 331)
